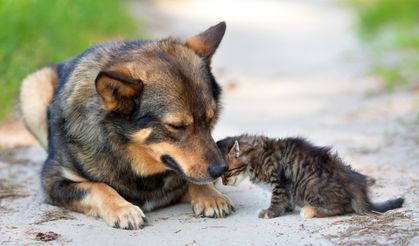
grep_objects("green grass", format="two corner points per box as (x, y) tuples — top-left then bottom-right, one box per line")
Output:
(0, 0), (142, 119)
(348, 0), (419, 89)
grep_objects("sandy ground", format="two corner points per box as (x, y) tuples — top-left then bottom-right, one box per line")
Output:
(1, 0), (419, 245)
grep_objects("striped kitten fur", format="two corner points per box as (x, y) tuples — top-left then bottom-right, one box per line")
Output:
(216, 135), (404, 219)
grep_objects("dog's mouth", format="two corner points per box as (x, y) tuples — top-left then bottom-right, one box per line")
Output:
(161, 155), (182, 174)
(160, 155), (214, 184)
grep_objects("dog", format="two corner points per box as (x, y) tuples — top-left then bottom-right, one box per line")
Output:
(20, 22), (234, 230)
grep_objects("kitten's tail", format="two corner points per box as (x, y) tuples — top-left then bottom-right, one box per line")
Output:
(353, 197), (405, 214)
(369, 197), (405, 213)
(351, 186), (405, 215)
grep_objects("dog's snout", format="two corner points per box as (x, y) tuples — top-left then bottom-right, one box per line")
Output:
(208, 163), (228, 179)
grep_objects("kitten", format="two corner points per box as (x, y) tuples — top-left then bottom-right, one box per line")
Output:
(216, 135), (404, 219)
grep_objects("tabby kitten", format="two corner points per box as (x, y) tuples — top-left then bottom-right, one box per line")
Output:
(216, 135), (404, 219)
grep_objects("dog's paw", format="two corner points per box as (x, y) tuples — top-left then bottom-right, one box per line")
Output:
(258, 209), (277, 219)
(192, 193), (234, 218)
(102, 202), (147, 230)
(300, 206), (317, 219)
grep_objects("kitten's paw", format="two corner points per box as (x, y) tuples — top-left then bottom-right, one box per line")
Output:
(300, 206), (318, 219)
(258, 209), (277, 219)
(102, 202), (147, 230)
(192, 193), (234, 218)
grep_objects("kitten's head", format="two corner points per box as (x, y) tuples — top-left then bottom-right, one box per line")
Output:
(216, 135), (256, 186)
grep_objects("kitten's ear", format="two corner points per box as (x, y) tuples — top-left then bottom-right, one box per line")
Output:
(228, 140), (241, 158)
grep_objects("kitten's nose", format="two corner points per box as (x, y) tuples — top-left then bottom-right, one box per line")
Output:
(208, 163), (228, 179)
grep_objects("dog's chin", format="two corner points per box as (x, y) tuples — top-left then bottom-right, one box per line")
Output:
(182, 175), (215, 185)
(170, 169), (215, 184)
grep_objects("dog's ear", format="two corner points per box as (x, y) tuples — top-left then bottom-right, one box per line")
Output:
(185, 21), (226, 59)
(95, 68), (143, 114)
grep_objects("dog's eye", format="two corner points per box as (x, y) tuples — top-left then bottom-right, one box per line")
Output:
(166, 123), (187, 131)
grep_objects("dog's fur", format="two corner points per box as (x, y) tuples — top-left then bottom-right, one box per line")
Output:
(20, 22), (234, 230)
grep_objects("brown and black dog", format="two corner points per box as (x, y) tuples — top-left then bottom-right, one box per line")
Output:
(19, 22), (233, 230)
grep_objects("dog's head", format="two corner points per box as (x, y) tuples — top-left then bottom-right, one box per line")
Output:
(94, 22), (227, 183)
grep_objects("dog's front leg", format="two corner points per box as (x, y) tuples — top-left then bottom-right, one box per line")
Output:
(46, 181), (147, 230)
(182, 183), (234, 218)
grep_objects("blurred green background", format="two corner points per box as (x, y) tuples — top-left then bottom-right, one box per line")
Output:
(349, 0), (419, 89)
(0, 0), (141, 119)
(0, 0), (418, 120)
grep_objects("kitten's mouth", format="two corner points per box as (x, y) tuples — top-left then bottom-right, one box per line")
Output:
(222, 177), (237, 186)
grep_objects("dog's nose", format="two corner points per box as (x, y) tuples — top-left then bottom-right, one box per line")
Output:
(208, 163), (228, 179)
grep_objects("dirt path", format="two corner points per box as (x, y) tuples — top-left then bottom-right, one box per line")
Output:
(1, 0), (418, 245)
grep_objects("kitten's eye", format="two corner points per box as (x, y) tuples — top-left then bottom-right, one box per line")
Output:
(166, 123), (188, 131)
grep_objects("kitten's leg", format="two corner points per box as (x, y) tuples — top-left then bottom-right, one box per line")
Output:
(301, 182), (352, 218)
(300, 205), (348, 218)
(286, 199), (295, 212)
(258, 186), (289, 219)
